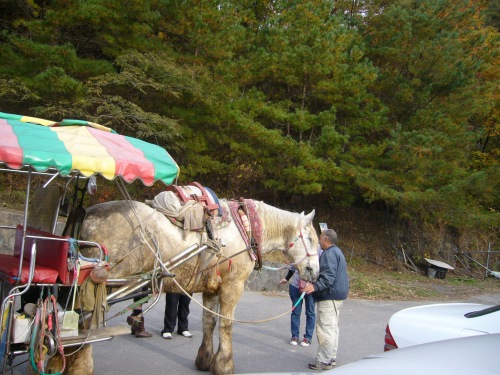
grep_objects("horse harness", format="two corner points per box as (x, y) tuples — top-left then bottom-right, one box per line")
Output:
(164, 181), (219, 212)
(228, 198), (263, 270)
(153, 182), (230, 236)
(153, 183), (263, 270)
(283, 229), (316, 268)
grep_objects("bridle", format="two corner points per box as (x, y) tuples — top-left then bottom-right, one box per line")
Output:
(282, 229), (317, 267)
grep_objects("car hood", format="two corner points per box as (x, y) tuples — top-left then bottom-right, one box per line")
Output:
(330, 334), (500, 375)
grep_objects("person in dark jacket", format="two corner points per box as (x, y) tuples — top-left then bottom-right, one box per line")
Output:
(161, 293), (193, 339)
(301, 229), (349, 371)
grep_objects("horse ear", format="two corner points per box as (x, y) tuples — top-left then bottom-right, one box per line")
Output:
(303, 209), (315, 226)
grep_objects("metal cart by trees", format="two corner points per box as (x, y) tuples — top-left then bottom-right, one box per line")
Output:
(0, 112), (180, 374)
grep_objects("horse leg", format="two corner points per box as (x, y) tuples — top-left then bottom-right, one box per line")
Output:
(46, 344), (94, 375)
(211, 282), (245, 375)
(195, 292), (219, 371)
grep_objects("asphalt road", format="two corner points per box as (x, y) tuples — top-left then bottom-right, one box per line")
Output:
(8, 291), (499, 375)
(88, 291), (500, 375)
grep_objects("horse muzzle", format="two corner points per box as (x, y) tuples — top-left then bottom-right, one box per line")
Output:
(301, 266), (318, 282)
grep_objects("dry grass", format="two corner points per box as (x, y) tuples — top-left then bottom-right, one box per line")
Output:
(348, 261), (500, 301)
(263, 251), (500, 301)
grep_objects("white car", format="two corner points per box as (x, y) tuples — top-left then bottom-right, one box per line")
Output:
(330, 334), (500, 375)
(240, 334), (500, 375)
(384, 303), (500, 350)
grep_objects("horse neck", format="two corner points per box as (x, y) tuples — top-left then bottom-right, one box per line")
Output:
(256, 201), (300, 253)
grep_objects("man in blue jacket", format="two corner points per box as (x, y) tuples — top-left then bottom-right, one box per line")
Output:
(301, 229), (349, 370)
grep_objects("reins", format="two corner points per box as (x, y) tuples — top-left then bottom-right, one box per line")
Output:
(107, 244), (302, 325)
(171, 274), (306, 324)
(164, 227), (316, 324)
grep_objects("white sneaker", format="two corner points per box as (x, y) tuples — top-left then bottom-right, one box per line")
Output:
(290, 337), (299, 346)
(300, 338), (311, 347)
(180, 331), (193, 338)
(162, 332), (172, 339)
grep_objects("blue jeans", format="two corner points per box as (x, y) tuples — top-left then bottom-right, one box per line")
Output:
(289, 284), (315, 340)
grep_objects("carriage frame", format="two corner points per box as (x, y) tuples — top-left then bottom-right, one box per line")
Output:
(0, 112), (182, 374)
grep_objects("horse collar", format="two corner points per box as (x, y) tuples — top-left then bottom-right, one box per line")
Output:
(228, 199), (263, 270)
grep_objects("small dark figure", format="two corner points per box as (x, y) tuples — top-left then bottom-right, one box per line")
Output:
(161, 292), (193, 339)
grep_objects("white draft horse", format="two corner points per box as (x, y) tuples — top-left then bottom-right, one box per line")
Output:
(77, 198), (320, 375)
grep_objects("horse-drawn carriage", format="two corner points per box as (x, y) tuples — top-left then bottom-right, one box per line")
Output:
(0, 112), (180, 374)
(0, 112), (319, 375)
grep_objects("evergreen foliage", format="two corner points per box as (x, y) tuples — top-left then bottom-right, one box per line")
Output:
(0, 0), (497, 231)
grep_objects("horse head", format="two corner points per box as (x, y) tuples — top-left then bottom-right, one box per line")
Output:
(283, 209), (320, 283)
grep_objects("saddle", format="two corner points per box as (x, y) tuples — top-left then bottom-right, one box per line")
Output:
(146, 182), (223, 238)
(165, 182), (219, 212)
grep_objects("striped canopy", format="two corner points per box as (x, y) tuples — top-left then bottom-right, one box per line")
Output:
(0, 112), (180, 186)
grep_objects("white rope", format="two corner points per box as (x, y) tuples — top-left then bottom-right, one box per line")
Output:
(115, 179), (165, 294)
(112, 186), (296, 324)
(169, 269), (296, 324)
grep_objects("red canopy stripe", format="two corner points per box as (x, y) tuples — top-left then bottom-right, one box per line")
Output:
(86, 127), (156, 185)
(0, 119), (23, 169)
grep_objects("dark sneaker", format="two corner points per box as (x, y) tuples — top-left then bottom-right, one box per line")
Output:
(308, 361), (333, 370)
(300, 338), (311, 347)
(289, 337), (299, 346)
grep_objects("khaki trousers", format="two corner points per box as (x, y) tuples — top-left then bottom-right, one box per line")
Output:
(315, 299), (343, 364)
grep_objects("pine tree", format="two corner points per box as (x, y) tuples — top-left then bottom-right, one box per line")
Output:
(360, 0), (499, 226)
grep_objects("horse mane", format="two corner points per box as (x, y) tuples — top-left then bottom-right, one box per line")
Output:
(255, 201), (301, 243)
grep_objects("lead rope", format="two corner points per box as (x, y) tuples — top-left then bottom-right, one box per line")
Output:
(170, 271), (307, 324)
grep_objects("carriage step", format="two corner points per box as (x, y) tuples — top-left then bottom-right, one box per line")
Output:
(60, 325), (131, 346)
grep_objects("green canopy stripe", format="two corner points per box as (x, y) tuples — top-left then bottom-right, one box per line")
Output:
(0, 113), (180, 186)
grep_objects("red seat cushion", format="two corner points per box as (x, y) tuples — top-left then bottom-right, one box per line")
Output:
(14, 225), (71, 284)
(0, 254), (59, 284)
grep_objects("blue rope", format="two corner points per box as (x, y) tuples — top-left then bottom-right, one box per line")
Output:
(292, 292), (306, 310)
(78, 254), (100, 263)
(0, 303), (11, 358)
(68, 238), (78, 258)
(262, 265), (285, 271)
(0, 272), (19, 281)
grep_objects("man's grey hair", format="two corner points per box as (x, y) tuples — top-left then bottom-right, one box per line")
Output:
(322, 229), (338, 245)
